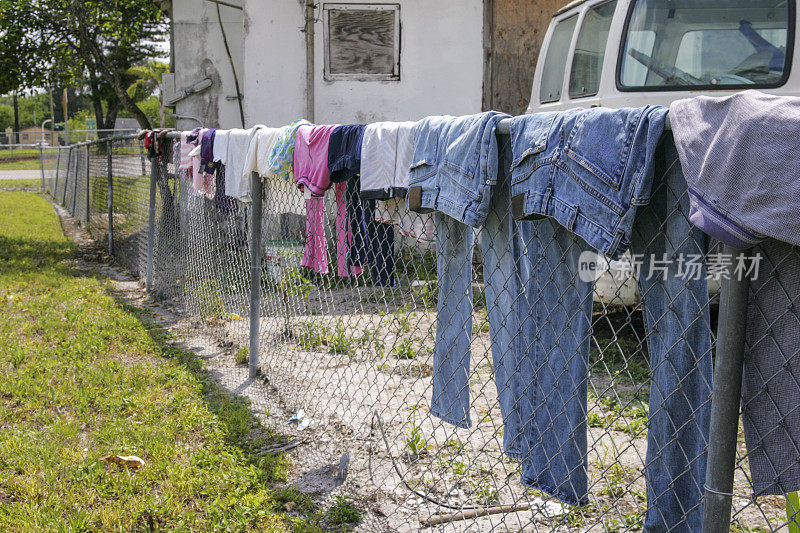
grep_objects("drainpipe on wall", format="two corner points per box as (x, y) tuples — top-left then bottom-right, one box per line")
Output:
(304, 0), (315, 122)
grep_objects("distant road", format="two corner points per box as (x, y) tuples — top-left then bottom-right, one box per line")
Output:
(0, 170), (41, 180)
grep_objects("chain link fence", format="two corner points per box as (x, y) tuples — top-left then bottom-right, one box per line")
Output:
(39, 134), (800, 532)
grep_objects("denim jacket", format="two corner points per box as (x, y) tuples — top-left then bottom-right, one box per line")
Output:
(407, 111), (510, 228)
(509, 106), (668, 259)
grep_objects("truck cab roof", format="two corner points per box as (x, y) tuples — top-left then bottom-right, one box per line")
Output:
(527, 0), (798, 113)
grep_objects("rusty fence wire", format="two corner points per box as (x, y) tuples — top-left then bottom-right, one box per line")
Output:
(39, 134), (800, 532)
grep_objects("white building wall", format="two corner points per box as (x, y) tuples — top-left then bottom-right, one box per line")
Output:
(241, 0), (307, 126)
(242, 0), (485, 126)
(171, 0), (245, 130)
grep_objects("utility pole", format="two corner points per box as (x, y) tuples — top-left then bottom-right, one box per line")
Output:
(12, 92), (19, 144)
(62, 88), (70, 145)
(49, 85), (56, 145)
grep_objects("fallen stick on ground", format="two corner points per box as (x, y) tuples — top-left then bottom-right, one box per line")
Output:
(420, 503), (532, 527)
(258, 438), (307, 455)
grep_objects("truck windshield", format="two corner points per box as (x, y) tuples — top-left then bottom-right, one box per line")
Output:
(619, 0), (793, 89)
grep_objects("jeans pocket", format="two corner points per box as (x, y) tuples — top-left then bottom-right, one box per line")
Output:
(407, 159), (437, 185)
(564, 108), (644, 191)
(441, 161), (483, 202)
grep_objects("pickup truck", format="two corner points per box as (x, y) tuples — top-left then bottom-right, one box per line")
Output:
(528, 0), (793, 112)
(523, 0), (794, 303)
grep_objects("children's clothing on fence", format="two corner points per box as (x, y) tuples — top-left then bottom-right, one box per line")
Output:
(179, 130), (196, 171)
(328, 125), (366, 183)
(301, 197), (327, 274)
(213, 128), (229, 165)
(326, 124), (396, 285)
(224, 128), (260, 202)
(269, 119), (312, 180)
(294, 124), (340, 197)
(243, 126), (282, 179)
(360, 121), (417, 200)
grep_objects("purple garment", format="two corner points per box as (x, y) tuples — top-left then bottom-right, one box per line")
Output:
(201, 129), (217, 175)
(670, 90), (800, 249)
(185, 127), (202, 145)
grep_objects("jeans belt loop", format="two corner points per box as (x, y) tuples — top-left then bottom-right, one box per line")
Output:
(567, 204), (579, 232)
(543, 186), (554, 212)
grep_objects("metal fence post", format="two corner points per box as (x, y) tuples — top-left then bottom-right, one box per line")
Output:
(107, 140), (114, 257)
(145, 156), (158, 293)
(85, 144), (91, 227)
(61, 147), (72, 205)
(53, 147), (61, 197)
(248, 171), (263, 378)
(39, 146), (45, 192)
(703, 245), (752, 533)
(71, 146), (79, 216)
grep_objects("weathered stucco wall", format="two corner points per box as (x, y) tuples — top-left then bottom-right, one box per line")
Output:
(240, 0), (307, 126)
(171, 0), (245, 130)
(242, 0), (484, 125)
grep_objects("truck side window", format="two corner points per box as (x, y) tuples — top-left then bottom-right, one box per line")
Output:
(539, 15), (578, 104)
(619, 0), (793, 90)
(569, 1), (617, 98)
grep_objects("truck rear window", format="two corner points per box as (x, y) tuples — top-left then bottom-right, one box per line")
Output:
(540, 15), (578, 103)
(618, 0), (794, 90)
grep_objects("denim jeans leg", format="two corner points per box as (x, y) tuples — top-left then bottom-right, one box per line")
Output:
(430, 211), (475, 428)
(632, 136), (712, 533)
(520, 217), (594, 507)
(479, 140), (526, 459)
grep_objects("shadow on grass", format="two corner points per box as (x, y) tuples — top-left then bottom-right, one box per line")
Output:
(0, 235), (75, 274)
(115, 294), (356, 532)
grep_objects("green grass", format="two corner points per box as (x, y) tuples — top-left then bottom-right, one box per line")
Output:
(0, 191), (322, 531)
(325, 496), (362, 527)
(0, 148), (41, 159)
(0, 159), (42, 170)
(0, 179), (40, 192)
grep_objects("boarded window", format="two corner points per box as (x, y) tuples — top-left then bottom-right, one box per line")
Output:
(324, 4), (400, 81)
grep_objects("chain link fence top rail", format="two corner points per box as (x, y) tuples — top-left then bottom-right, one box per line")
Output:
(38, 133), (800, 532)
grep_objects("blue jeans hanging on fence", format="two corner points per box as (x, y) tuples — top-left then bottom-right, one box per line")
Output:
(430, 136), (527, 459)
(632, 136), (712, 533)
(516, 216), (594, 506)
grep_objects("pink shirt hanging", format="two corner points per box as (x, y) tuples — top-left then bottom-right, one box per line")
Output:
(293, 124), (340, 197)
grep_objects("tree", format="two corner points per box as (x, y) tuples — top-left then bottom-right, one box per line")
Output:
(126, 60), (170, 128)
(0, 0), (167, 130)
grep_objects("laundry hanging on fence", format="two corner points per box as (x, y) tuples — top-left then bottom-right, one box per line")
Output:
(244, 126), (306, 216)
(407, 112), (508, 228)
(222, 128), (259, 202)
(294, 124), (340, 197)
(670, 90), (800, 249)
(359, 121), (417, 200)
(509, 105), (668, 259)
(268, 119), (312, 180)
(145, 90), (800, 524)
(327, 124), (395, 286)
(505, 106), (714, 528)
(243, 126), (282, 179)
(179, 129), (198, 171)
(670, 90), (800, 496)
